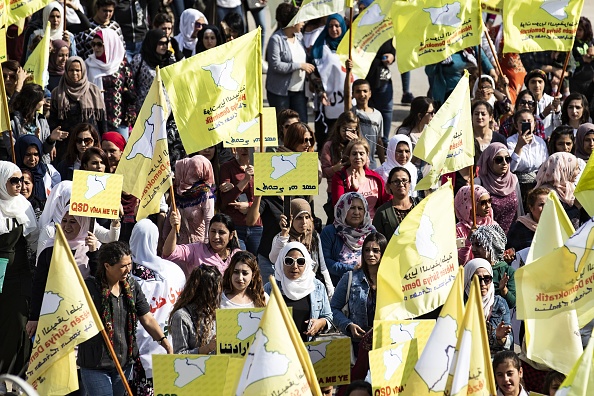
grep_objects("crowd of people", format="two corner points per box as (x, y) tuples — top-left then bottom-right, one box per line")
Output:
(0, 0), (593, 395)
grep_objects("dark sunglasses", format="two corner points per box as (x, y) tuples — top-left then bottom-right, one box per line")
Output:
(303, 137), (314, 145)
(284, 257), (306, 267)
(389, 179), (409, 186)
(477, 275), (493, 285)
(90, 41), (104, 47)
(157, 40), (169, 46)
(479, 198), (492, 206)
(494, 156), (511, 165)
(76, 137), (94, 145)
(9, 176), (24, 185)
(195, 21), (206, 28)
(518, 99), (536, 107)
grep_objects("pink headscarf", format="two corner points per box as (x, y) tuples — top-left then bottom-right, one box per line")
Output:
(175, 155), (215, 195)
(535, 152), (579, 206)
(477, 143), (517, 196)
(454, 185), (495, 231)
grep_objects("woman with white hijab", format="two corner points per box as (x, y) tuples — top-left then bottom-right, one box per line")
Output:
(464, 258), (512, 354)
(26, 2), (78, 60)
(0, 161), (38, 378)
(174, 9), (207, 59)
(264, 242), (332, 341)
(376, 134), (418, 196)
(130, 219), (186, 395)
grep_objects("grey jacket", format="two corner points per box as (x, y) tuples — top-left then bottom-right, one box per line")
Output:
(265, 29), (306, 96)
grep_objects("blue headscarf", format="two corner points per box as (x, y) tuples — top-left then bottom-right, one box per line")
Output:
(311, 14), (347, 60)
(15, 134), (48, 201)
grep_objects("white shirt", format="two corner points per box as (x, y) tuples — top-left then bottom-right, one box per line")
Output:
(536, 93), (561, 137)
(507, 133), (548, 173)
(287, 38), (306, 92)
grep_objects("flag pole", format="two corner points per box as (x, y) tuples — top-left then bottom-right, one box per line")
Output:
(469, 165), (476, 228)
(99, 328), (134, 396)
(169, 185), (179, 235)
(481, 24), (504, 79)
(0, 71), (15, 163)
(343, 6), (354, 112)
(556, 52), (571, 97)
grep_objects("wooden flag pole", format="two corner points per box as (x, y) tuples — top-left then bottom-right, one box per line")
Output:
(469, 165), (476, 228)
(169, 185), (179, 235)
(0, 71), (15, 163)
(343, 6), (354, 112)
(99, 328), (134, 396)
(556, 52), (571, 96)
(482, 23), (504, 79)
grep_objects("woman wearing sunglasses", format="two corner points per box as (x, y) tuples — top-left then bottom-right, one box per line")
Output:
(464, 258), (512, 354)
(174, 9), (208, 59)
(499, 90), (546, 139)
(55, 122), (100, 181)
(264, 242), (332, 341)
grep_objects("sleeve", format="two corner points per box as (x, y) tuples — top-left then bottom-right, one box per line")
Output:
(479, 48), (494, 73)
(321, 141), (337, 179)
(146, 0), (160, 21)
(163, 244), (194, 270)
(266, 34), (301, 75)
(372, 209), (386, 237)
(30, 248), (52, 320)
(331, 171), (349, 206)
(504, 267), (516, 309)
(316, 282), (333, 327)
(86, 250), (99, 279)
(50, 166), (62, 188)
(321, 226), (351, 281)
(133, 279), (151, 316)
(317, 238), (334, 298)
(330, 273), (353, 335)
(219, 165), (242, 208)
(202, 199), (214, 243)
(66, 9), (92, 33)
(169, 309), (200, 354)
(93, 223), (120, 243)
(269, 233), (288, 264)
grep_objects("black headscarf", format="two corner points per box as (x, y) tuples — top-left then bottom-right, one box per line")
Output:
(15, 134), (48, 201)
(141, 29), (173, 68)
(195, 25), (223, 54)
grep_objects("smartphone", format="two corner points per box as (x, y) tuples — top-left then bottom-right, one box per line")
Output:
(521, 121), (531, 135)
(283, 197), (292, 218)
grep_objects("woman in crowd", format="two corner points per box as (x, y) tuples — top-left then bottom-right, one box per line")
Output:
(195, 25), (223, 54)
(26, 2), (78, 60)
(20, 169), (45, 219)
(396, 96), (435, 148)
(534, 152), (581, 228)
(470, 224), (516, 309)
(130, 219), (186, 395)
(524, 69), (561, 137)
(561, 93), (590, 133)
(465, 259), (512, 354)
(163, 211), (240, 277)
(48, 40), (70, 91)
(331, 138), (389, 219)
(331, 232), (387, 350)
(85, 28), (136, 138)
(79, 242), (171, 393)
(266, 2), (314, 123)
(221, 251), (268, 308)
(542, 371), (565, 396)
(80, 146), (110, 173)
(174, 9), (207, 59)
(570, 16), (594, 95)
(322, 192), (376, 285)
(493, 351), (529, 396)
(101, 131), (125, 173)
(548, 125), (577, 156)
(264, 242), (332, 341)
(164, 155), (215, 245)
(153, 12), (183, 62)
(454, 185), (496, 266)
(15, 135), (61, 201)
(55, 122), (100, 181)
(0, 161), (38, 378)
(270, 198), (334, 296)
(472, 74), (512, 122)
(576, 123), (594, 161)
(373, 167), (421, 241)
(169, 265), (221, 354)
(376, 134), (418, 194)
(472, 100), (507, 164)
(507, 187), (550, 254)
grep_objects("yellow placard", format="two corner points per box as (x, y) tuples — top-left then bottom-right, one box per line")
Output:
(372, 319), (436, 351)
(223, 107), (278, 148)
(254, 152), (318, 196)
(305, 337), (351, 387)
(70, 170), (123, 219)
(481, 0), (502, 14)
(216, 308), (265, 356)
(369, 339), (418, 395)
(0, 28), (6, 63)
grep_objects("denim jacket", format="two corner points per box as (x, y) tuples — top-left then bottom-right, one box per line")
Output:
(330, 269), (370, 336)
(488, 295), (513, 353)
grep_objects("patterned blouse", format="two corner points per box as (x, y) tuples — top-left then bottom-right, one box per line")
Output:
(100, 59), (137, 129)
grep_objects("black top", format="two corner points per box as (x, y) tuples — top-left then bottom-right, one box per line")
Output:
(0, 221), (32, 296)
(283, 294), (311, 342)
(474, 132), (507, 165)
(506, 221), (535, 252)
(256, 196), (283, 259)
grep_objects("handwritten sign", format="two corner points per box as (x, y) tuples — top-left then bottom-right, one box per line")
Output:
(372, 319), (435, 351)
(369, 339), (418, 396)
(305, 337), (351, 387)
(216, 308), (266, 356)
(70, 170), (123, 219)
(223, 107), (278, 148)
(254, 152), (318, 196)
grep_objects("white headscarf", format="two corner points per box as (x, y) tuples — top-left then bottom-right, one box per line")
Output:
(274, 242), (316, 301)
(472, 74), (497, 106)
(37, 2), (65, 40)
(464, 258), (495, 319)
(0, 161), (36, 236)
(85, 28), (126, 91)
(377, 134), (418, 195)
(174, 9), (207, 55)
(130, 219), (171, 275)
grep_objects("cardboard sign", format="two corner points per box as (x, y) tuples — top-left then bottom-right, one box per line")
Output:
(216, 308), (266, 356)
(306, 337), (351, 387)
(254, 152), (318, 196)
(70, 170), (123, 219)
(223, 107), (278, 148)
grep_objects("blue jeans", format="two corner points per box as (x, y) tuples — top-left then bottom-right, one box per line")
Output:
(216, 5), (245, 34)
(267, 90), (309, 124)
(235, 225), (263, 256)
(80, 365), (133, 396)
(247, 6), (266, 50)
(401, 71), (411, 93)
(125, 41), (142, 63)
(257, 253), (275, 285)
(369, 81), (393, 142)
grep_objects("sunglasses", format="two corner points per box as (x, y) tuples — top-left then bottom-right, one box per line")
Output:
(389, 179), (409, 185)
(494, 156), (511, 165)
(76, 137), (94, 145)
(479, 198), (492, 206)
(90, 41), (103, 48)
(425, 111), (436, 116)
(284, 257), (306, 267)
(9, 176), (24, 185)
(302, 137), (314, 145)
(518, 99), (536, 107)
(477, 275), (493, 285)
(157, 40), (169, 46)
(195, 21), (206, 28)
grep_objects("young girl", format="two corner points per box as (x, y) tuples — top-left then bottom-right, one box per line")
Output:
(221, 251), (268, 308)
(493, 351), (529, 396)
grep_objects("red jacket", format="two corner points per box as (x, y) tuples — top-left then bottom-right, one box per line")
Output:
(331, 167), (391, 211)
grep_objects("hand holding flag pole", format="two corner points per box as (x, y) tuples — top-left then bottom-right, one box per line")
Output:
(343, 0), (354, 112)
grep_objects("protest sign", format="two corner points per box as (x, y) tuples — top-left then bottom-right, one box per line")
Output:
(223, 107), (278, 148)
(254, 152), (319, 196)
(70, 170), (123, 219)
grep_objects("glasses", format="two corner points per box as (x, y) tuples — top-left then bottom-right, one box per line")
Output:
(479, 198), (492, 206)
(76, 137), (94, 146)
(425, 111), (436, 116)
(90, 41), (103, 47)
(9, 176), (24, 185)
(284, 256), (306, 267)
(477, 275), (493, 285)
(157, 40), (169, 46)
(518, 99), (536, 107)
(493, 156), (511, 165)
(390, 179), (409, 185)
(302, 137), (314, 145)
(195, 21), (205, 28)
(341, 127), (357, 133)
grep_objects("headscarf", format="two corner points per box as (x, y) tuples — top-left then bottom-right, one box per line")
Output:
(53, 57), (106, 121)
(141, 29), (172, 68)
(196, 25), (223, 54)
(48, 39), (69, 76)
(472, 74), (496, 106)
(37, 180), (72, 256)
(289, 198), (315, 251)
(470, 224), (507, 263)
(86, 29), (126, 91)
(274, 242), (316, 300)
(464, 258), (495, 319)
(333, 192), (375, 251)
(575, 123), (594, 160)
(15, 135), (48, 201)
(477, 143), (517, 196)
(174, 9), (207, 55)
(36, 2), (64, 40)
(311, 14), (347, 59)
(377, 134), (418, 192)
(0, 161), (36, 236)
(534, 152), (579, 206)
(175, 155), (215, 195)
(130, 219), (170, 274)
(101, 131), (126, 152)
(454, 185), (495, 231)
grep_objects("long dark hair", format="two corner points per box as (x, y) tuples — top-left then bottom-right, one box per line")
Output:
(65, 123), (100, 164)
(327, 111), (361, 163)
(10, 83), (44, 124)
(397, 96), (434, 133)
(548, 125), (576, 155)
(81, 147), (111, 173)
(561, 93), (590, 125)
(210, 213), (240, 251)
(360, 232), (387, 288)
(222, 251), (266, 307)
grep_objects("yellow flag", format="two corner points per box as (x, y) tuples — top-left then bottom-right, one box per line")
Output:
(288, 0), (348, 26)
(0, 28), (7, 63)
(555, 335), (594, 395)
(161, 28), (262, 154)
(481, 0), (502, 14)
(414, 70), (474, 191)
(503, 0), (584, 54)
(392, 0), (483, 74)
(447, 276), (497, 396)
(0, 68), (11, 133)
(401, 266), (465, 396)
(336, 0), (396, 79)
(26, 224), (104, 395)
(7, 0), (51, 25)
(115, 67), (173, 220)
(0, 0), (6, 28)
(576, 156), (594, 217)
(375, 180), (458, 320)
(369, 339), (418, 395)
(24, 22), (50, 87)
(235, 276), (320, 395)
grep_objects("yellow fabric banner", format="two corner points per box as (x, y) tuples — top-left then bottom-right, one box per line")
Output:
(24, 21), (50, 87)
(556, 335), (594, 396)
(375, 181), (458, 320)
(372, 319), (435, 350)
(392, 0), (483, 73)
(26, 224), (103, 395)
(0, 27), (7, 63)
(503, 0), (585, 54)
(576, 155), (594, 217)
(369, 339), (418, 395)
(0, 67), (11, 133)
(288, 0), (346, 26)
(7, 0), (51, 26)
(481, 0), (501, 14)
(161, 28), (262, 154)
(413, 70), (474, 191)
(115, 67), (173, 220)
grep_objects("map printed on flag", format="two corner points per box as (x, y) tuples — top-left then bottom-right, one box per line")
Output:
(305, 338), (351, 387)
(372, 319), (436, 351)
(217, 308), (266, 356)
(70, 170), (123, 219)
(254, 152), (319, 196)
(369, 339), (418, 395)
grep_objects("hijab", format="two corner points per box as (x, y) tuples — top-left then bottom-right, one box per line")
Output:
(53, 57), (106, 121)
(130, 219), (171, 275)
(454, 185), (495, 231)
(477, 143), (517, 196)
(333, 192), (375, 251)
(36, 2), (64, 40)
(464, 258), (495, 319)
(289, 198), (315, 251)
(48, 39), (69, 76)
(534, 152), (579, 206)
(15, 135), (48, 201)
(86, 29), (126, 91)
(0, 161), (36, 236)
(175, 155), (215, 195)
(311, 14), (347, 59)
(141, 29), (172, 68)
(377, 134), (418, 192)
(101, 131), (126, 152)
(472, 74), (497, 106)
(470, 224), (507, 263)
(174, 9), (207, 55)
(274, 242), (316, 300)
(196, 25), (223, 54)
(575, 123), (594, 160)
(37, 180), (72, 255)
